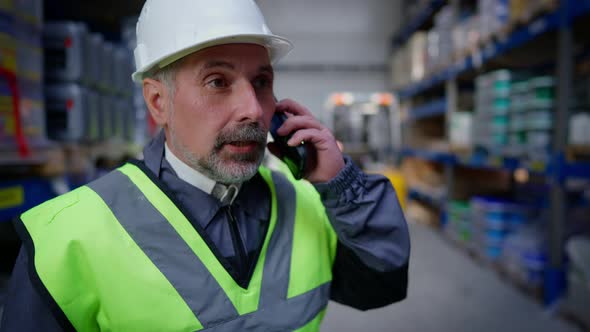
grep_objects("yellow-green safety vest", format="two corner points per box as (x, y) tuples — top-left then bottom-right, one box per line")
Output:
(18, 162), (338, 331)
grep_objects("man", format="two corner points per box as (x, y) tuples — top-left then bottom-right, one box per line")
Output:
(1, 0), (410, 331)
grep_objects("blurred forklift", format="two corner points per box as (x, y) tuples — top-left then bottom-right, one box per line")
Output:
(326, 92), (407, 209)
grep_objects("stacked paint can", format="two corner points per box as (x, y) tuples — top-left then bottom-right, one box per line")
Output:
(0, 0), (46, 151)
(445, 200), (473, 249)
(43, 22), (135, 143)
(475, 70), (555, 159)
(509, 75), (555, 159)
(501, 225), (547, 287)
(121, 16), (154, 146)
(474, 70), (514, 152)
(470, 197), (531, 261)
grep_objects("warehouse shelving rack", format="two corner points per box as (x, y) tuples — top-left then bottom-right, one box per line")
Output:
(392, 0), (590, 307)
(0, 0), (147, 228)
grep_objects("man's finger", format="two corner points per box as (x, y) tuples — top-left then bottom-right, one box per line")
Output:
(288, 128), (330, 148)
(277, 115), (323, 136)
(276, 99), (313, 117)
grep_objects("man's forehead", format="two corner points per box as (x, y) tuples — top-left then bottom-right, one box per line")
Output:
(201, 60), (273, 74)
(185, 44), (272, 70)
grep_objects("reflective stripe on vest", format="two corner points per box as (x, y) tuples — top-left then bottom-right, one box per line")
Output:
(20, 162), (336, 331)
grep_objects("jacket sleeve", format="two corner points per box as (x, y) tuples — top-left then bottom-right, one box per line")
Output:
(313, 156), (410, 310)
(0, 247), (63, 332)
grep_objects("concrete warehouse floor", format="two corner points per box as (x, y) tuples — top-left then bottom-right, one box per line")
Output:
(321, 222), (580, 332)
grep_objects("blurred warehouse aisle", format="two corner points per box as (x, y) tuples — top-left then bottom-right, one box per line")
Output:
(321, 222), (579, 332)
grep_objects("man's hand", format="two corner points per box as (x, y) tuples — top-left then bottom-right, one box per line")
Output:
(268, 99), (345, 183)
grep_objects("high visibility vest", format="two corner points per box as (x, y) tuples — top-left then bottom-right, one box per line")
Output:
(18, 162), (338, 331)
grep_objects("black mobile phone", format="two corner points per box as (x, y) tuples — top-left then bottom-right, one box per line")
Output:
(270, 112), (307, 180)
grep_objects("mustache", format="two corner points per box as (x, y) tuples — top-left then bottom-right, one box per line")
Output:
(214, 122), (267, 149)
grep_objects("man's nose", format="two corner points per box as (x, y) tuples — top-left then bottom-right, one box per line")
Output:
(234, 81), (264, 122)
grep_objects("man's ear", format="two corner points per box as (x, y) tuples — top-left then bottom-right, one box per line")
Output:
(143, 78), (171, 126)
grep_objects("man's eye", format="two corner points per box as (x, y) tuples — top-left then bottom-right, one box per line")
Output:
(253, 77), (272, 89)
(207, 78), (228, 88)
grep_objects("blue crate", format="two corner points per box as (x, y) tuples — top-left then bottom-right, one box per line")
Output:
(0, 178), (56, 222)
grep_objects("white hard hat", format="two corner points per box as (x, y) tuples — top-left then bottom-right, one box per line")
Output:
(132, 0), (293, 83)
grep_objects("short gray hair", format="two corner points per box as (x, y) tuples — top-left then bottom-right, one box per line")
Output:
(145, 58), (185, 96)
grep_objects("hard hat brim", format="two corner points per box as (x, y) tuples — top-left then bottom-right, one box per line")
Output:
(131, 34), (293, 83)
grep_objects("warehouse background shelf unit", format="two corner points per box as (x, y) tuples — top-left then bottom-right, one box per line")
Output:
(405, 98), (447, 121)
(401, 147), (590, 179)
(0, 0), (157, 226)
(392, 0), (446, 48)
(391, 0), (590, 325)
(395, 0), (590, 100)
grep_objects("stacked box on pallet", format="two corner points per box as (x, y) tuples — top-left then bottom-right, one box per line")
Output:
(0, 0), (46, 150)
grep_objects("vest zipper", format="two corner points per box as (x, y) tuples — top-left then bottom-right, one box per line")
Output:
(225, 206), (248, 279)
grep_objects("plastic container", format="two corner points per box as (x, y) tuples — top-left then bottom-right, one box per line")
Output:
(526, 130), (551, 149)
(112, 47), (134, 96)
(85, 89), (100, 141)
(112, 47), (126, 95)
(45, 83), (87, 141)
(510, 113), (526, 132)
(501, 226), (547, 286)
(99, 94), (112, 140)
(99, 42), (114, 93)
(123, 99), (135, 142)
(85, 33), (103, 88)
(112, 97), (128, 139)
(568, 111), (590, 145)
(493, 98), (510, 114)
(526, 109), (553, 131)
(491, 115), (509, 132)
(43, 21), (88, 83)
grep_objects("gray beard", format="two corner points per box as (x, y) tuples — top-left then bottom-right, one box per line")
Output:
(170, 122), (267, 184)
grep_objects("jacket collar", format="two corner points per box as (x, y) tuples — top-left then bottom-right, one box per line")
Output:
(142, 130), (269, 222)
